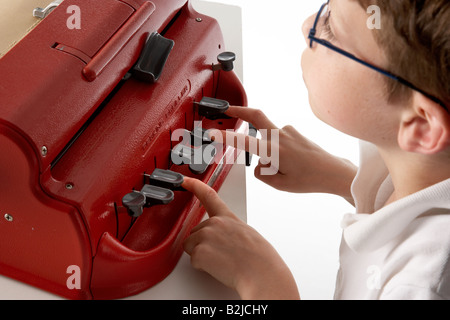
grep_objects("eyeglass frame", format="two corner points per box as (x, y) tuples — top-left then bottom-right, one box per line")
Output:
(308, 1), (448, 112)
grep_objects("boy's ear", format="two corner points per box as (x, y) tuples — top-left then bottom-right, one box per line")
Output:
(398, 93), (450, 155)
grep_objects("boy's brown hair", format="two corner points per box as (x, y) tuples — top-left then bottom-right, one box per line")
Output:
(357, 0), (450, 108)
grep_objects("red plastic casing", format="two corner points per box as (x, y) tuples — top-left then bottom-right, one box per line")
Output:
(0, 0), (247, 299)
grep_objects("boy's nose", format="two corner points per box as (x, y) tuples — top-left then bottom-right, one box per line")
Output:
(302, 14), (316, 47)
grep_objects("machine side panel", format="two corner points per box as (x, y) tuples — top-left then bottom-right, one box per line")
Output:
(0, 124), (92, 299)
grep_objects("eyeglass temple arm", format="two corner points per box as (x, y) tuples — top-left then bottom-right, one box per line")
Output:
(308, 35), (449, 111)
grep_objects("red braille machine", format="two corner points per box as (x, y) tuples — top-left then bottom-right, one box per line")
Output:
(0, 0), (248, 299)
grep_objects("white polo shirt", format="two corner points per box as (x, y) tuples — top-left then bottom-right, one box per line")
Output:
(334, 141), (450, 300)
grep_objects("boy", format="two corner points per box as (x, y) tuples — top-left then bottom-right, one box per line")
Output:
(183, 0), (450, 299)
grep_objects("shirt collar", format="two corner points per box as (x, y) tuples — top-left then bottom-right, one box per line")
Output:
(342, 178), (450, 253)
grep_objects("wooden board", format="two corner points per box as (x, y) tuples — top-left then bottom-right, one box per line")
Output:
(0, 0), (51, 57)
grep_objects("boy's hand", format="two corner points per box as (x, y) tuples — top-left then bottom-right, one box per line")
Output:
(212, 106), (357, 202)
(182, 177), (300, 300)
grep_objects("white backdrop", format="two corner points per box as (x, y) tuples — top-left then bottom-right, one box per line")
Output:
(194, 0), (360, 300)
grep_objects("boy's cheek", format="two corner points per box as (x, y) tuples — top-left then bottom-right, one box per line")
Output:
(301, 48), (370, 133)
(301, 48), (337, 92)
(300, 48), (399, 143)
(300, 49), (313, 88)
(299, 60), (361, 135)
(300, 50), (333, 101)
(300, 51), (328, 113)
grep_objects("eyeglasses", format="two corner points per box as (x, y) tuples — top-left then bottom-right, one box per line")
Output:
(308, 1), (448, 112)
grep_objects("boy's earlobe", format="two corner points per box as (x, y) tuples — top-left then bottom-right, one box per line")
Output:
(398, 94), (450, 155)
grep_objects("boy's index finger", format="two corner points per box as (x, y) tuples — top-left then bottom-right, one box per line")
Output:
(226, 106), (278, 130)
(182, 177), (231, 218)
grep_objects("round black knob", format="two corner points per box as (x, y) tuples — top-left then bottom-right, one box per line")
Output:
(122, 192), (146, 217)
(217, 52), (236, 72)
